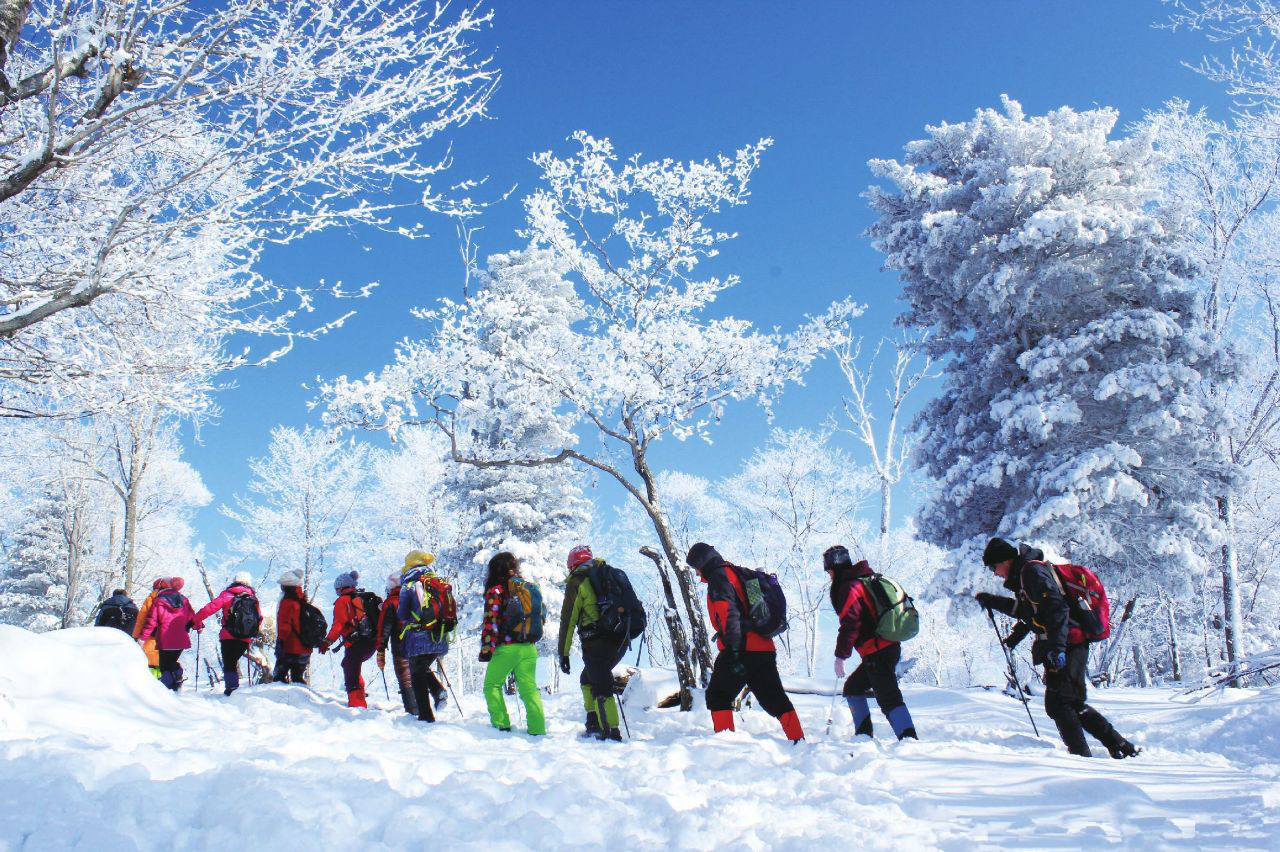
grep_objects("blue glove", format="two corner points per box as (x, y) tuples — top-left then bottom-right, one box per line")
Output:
(1048, 650), (1067, 671)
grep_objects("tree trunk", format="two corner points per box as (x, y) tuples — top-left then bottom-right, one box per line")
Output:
(1166, 599), (1182, 683)
(1218, 494), (1246, 686)
(879, 476), (891, 566)
(1133, 645), (1152, 688)
(639, 546), (696, 710)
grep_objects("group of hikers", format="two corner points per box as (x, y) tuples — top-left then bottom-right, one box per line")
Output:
(89, 535), (1139, 759)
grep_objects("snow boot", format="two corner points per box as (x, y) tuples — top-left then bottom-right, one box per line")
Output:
(1108, 739), (1140, 760)
(582, 713), (602, 739)
(223, 668), (240, 696)
(603, 727), (623, 742)
(887, 705), (917, 741)
(347, 687), (368, 709)
(847, 695), (873, 737)
(434, 688), (448, 710)
(779, 709), (805, 742)
(711, 709), (735, 733)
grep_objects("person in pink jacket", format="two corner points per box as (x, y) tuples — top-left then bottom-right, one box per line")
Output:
(136, 577), (198, 691)
(193, 570), (261, 696)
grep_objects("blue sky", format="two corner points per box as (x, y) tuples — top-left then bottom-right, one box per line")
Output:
(183, 1), (1230, 555)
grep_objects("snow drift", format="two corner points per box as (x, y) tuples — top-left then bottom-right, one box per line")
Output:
(1, 625), (1277, 850)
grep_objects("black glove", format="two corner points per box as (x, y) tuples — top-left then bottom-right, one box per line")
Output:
(722, 651), (747, 680)
(559, 655), (571, 675)
(975, 592), (1003, 611)
(478, 650), (492, 663)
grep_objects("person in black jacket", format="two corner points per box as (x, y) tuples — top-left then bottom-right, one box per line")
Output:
(93, 589), (139, 633)
(976, 537), (1138, 759)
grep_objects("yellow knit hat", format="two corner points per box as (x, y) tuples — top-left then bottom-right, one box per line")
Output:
(403, 550), (435, 572)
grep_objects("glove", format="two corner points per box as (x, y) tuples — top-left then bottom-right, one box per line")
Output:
(1047, 650), (1067, 671)
(834, 657), (846, 679)
(975, 592), (1003, 611)
(376, 650), (386, 669)
(722, 651), (747, 680)
(478, 650), (492, 663)
(559, 655), (571, 675)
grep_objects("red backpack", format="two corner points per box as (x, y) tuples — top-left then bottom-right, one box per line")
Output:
(1040, 562), (1111, 644)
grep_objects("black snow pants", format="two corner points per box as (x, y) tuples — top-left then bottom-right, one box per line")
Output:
(408, 653), (445, 722)
(842, 643), (908, 736)
(705, 650), (794, 718)
(1043, 643), (1126, 757)
(273, 650), (309, 684)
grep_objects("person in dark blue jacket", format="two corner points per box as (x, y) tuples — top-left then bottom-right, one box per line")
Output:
(976, 537), (1138, 759)
(397, 551), (451, 723)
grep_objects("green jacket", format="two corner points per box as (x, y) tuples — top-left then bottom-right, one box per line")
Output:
(558, 561), (601, 657)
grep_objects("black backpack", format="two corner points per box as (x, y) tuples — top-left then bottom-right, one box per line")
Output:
(95, 598), (138, 634)
(297, 600), (328, 649)
(226, 591), (262, 639)
(349, 590), (383, 643)
(586, 561), (646, 644)
(730, 565), (789, 638)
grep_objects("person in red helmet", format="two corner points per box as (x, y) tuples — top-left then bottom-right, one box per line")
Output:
(558, 545), (626, 741)
(686, 542), (804, 743)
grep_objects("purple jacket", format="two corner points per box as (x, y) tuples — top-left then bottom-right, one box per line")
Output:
(137, 590), (197, 651)
(194, 583), (260, 642)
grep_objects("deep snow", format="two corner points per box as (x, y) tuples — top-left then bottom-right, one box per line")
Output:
(0, 626), (1276, 851)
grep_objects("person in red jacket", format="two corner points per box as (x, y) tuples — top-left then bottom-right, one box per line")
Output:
(273, 570), (310, 684)
(686, 542), (804, 743)
(376, 570), (417, 716)
(319, 570), (376, 708)
(825, 545), (917, 741)
(193, 570), (261, 696)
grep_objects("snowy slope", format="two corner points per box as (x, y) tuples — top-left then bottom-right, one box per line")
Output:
(1, 626), (1276, 851)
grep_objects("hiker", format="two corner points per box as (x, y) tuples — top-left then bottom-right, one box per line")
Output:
(377, 568), (418, 716)
(686, 542), (804, 743)
(319, 571), (377, 708)
(194, 571), (262, 696)
(134, 577), (171, 677)
(558, 545), (624, 741)
(479, 551), (546, 735)
(93, 588), (139, 635)
(136, 577), (198, 691)
(397, 550), (455, 723)
(273, 570), (310, 685)
(976, 537), (1139, 759)
(825, 545), (917, 741)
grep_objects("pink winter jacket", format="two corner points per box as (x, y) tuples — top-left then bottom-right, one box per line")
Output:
(137, 591), (197, 651)
(194, 583), (260, 642)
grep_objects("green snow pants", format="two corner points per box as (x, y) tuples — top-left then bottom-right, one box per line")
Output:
(483, 643), (545, 735)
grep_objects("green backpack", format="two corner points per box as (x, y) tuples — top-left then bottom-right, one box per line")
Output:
(857, 574), (919, 642)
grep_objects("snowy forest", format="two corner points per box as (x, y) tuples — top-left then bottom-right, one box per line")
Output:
(3, 1), (1280, 847)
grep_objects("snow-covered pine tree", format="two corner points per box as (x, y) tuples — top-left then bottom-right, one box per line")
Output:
(867, 97), (1233, 598)
(0, 490), (72, 632)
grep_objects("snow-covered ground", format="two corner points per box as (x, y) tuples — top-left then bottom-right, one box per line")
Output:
(1, 626), (1276, 851)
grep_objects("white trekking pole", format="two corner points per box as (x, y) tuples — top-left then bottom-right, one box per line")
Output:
(825, 676), (841, 736)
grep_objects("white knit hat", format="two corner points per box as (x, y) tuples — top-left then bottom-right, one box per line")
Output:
(233, 570), (253, 586)
(278, 570), (302, 588)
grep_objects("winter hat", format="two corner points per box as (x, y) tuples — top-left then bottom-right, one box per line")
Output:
(233, 570), (253, 586)
(567, 545), (593, 571)
(685, 542), (723, 573)
(403, 550), (435, 572)
(387, 571), (403, 590)
(982, 537), (1019, 567)
(278, 570), (302, 588)
(152, 577), (171, 591)
(823, 545), (852, 571)
(334, 570), (358, 592)
(169, 577), (185, 592)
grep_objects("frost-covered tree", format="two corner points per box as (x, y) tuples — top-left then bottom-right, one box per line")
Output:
(1168, 1), (1280, 108)
(868, 97), (1233, 602)
(324, 135), (854, 707)
(0, 490), (71, 632)
(222, 427), (373, 598)
(0, 0), (496, 417)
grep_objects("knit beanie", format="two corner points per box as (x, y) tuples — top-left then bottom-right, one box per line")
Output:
(387, 571), (402, 590)
(278, 570), (302, 588)
(403, 550), (434, 572)
(334, 570), (358, 592)
(169, 577), (185, 592)
(823, 545), (852, 571)
(982, 537), (1019, 567)
(233, 570), (253, 586)
(152, 577), (171, 591)
(685, 542), (722, 573)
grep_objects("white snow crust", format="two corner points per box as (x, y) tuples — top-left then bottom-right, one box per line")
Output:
(0, 626), (1276, 850)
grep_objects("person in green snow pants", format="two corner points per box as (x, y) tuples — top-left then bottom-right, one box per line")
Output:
(478, 551), (546, 735)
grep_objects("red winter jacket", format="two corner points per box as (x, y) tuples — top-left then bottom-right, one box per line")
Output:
(832, 560), (894, 660)
(700, 562), (776, 653)
(324, 589), (371, 649)
(276, 586), (308, 655)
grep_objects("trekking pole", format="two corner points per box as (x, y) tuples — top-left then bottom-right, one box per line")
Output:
(193, 630), (201, 692)
(616, 695), (631, 739)
(380, 667), (391, 701)
(987, 609), (1040, 737)
(634, 631), (646, 668)
(437, 659), (464, 718)
(824, 676), (841, 737)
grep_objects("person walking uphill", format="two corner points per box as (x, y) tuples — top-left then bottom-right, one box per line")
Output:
(134, 578), (171, 678)
(320, 571), (377, 708)
(136, 577), (197, 691)
(378, 567), (417, 717)
(479, 552), (546, 735)
(194, 571), (262, 696)
(274, 571), (311, 685)
(397, 550), (454, 723)
(825, 545), (917, 741)
(558, 545), (625, 741)
(686, 542), (804, 743)
(976, 537), (1139, 759)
